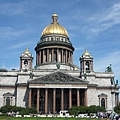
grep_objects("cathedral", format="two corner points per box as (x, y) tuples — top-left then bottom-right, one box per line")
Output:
(0, 13), (119, 113)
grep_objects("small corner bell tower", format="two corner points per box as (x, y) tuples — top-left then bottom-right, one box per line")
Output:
(80, 49), (93, 74)
(20, 48), (33, 71)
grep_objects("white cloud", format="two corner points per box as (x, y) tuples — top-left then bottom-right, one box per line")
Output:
(99, 3), (120, 23)
(94, 50), (120, 80)
(8, 41), (34, 49)
(0, 2), (26, 16)
(0, 27), (26, 39)
(82, 2), (120, 36)
(0, 26), (36, 41)
(75, 47), (85, 51)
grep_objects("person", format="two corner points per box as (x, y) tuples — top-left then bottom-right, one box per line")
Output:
(115, 114), (119, 120)
(109, 112), (114, 120)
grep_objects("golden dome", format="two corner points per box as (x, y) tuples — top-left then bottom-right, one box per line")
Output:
(83, 49), (90, 56)
(23, 48), (31, 54)
(41, 13), (68, 37)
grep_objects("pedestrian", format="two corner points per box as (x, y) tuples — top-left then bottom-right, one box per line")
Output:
(115, 114), (119, 120)
(109, 112), (114, 120)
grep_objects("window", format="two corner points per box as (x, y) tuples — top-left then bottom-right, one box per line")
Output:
(24, 60), (28, 65)
(56, 37), (60, 41)
(85, 61), (89, 70)
(6, 97), (10, 105)
(98, 93), (108, 108)
(3, 92), (14, 106)
(101, 98), (105, 108)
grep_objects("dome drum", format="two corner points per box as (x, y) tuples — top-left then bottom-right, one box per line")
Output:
(35, 13), (75, 70)
(35, 41), (74, 52)
(40, 34), (71, 44)
(35, 45), (74, 54)
(35, 46), (74, 69)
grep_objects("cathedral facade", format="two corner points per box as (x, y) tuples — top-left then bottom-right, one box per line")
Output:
(0, 13), (119, 113)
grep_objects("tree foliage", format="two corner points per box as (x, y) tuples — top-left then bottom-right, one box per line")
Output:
(0, 105), (37, 115)
(114, 104), (120, 114)
(19, 108), (30, 115)
(69, 105), (105, 116)
(0, 105), (12, 113)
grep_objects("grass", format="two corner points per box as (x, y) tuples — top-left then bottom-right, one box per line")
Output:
(0, 116), (108, 120)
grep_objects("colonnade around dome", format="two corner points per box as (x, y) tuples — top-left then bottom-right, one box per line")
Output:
(36, 48), (73, 65)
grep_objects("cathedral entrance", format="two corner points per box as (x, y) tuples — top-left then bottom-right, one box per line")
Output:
(29, 86), (88, 113)
(72, 89), (77, 106)
(56, 89), (61, 113)
(64, 89), (69, 110)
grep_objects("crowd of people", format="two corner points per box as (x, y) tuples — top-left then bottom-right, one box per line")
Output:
(97, 112), (119, 120)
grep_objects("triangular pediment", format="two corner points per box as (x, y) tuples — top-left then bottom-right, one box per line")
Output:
(28, 71), (88, 84)
(3, 92), (13, 96)
(21, 54), (32, 58)
(98, 93), (108, 97)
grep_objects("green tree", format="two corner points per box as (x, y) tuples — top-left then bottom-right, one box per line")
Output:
(69, 105), (105, 116)
(69, 106), (79, 116)
(88, 105), (105, 113)
(29, 107), (37, 114)
(0, 105), (12, 113)
(19, 108), (30, 115)
(78, 106), (87, 114)
(114, 104), (120, 114)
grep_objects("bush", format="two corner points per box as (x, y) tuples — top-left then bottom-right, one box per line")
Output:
(69, 106), (79, 116)
(114, 104), (120, 114)
(19, 108), (30, 115)
(69, 105), (106, 115)
(0, 105), (37, 115)
(87, 105), (105, 113)
(0, 113), (8, 116)
(29, 107), (37, 114)
(11, 106), (18, 113)
(0, 105), (12, 113)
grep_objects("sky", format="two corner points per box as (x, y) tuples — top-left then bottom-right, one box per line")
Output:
(0, 0), (120, 83)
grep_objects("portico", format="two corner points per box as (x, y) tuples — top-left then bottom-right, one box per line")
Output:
(28, 71), (88, 113)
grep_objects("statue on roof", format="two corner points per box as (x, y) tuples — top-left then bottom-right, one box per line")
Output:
(84, 73), (87, 80)
(116, 80), (118, 85)
(56, 63), (60, 69)
(106, 64), (112, 72)
(110, 77), (115, 85)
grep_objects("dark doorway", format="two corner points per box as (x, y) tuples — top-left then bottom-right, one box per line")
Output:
(101, 98), (105, 108)
(56, 89), (61, 113)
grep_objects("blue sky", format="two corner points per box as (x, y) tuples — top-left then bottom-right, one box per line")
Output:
(0, 0), (120, 82)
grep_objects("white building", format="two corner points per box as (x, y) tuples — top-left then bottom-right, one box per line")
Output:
(0, 13), (119, 113)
